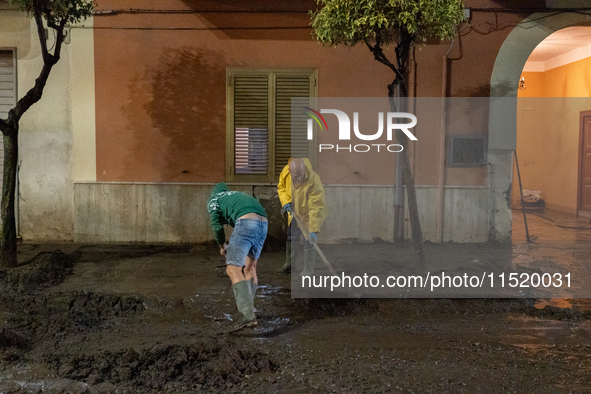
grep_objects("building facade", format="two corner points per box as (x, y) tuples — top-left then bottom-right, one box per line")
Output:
(0, 0), (589, 244)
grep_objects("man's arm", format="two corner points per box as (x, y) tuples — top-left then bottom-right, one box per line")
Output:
(208, 209), (226, 246)
(277, 165), (292, 208)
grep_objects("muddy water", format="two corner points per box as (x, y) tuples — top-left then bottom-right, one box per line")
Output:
(1, 243), (591, 392)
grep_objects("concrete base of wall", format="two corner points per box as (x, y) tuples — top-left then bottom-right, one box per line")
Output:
(322, 185), (488, 243)
(73, 183), (286, 246)
(73, 183), (488, 244)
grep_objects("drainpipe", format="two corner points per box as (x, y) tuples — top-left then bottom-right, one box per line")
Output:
(16, 161), (21, 241)
(394, 93), (404, 243)
(437, 52), (450, 243)
(406, 49), (417, 240)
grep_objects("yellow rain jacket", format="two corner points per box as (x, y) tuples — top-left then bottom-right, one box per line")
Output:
(277, 158), (327, 234)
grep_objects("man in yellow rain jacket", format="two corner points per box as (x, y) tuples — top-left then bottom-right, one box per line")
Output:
(277, 158), (327, 275)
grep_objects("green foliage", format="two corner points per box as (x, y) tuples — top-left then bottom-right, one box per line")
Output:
(311, 0), (466, 47)
(10, 0), (95, 25)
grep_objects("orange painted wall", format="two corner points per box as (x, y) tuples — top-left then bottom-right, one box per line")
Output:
(93, 0), (524, 186)
(515, 55), (591, 212)
(515, 72), (545, 98)
(94, 0), (401, 184)
(521, 56), (591, 97)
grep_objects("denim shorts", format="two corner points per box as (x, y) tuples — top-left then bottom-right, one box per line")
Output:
(226, 219), (268, 267)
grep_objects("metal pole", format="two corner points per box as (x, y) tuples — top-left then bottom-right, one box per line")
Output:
(513, 150), (533, 243)
(437, 56), (448, 243)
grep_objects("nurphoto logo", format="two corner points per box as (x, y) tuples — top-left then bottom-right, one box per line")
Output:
(304, 108), (418, 153)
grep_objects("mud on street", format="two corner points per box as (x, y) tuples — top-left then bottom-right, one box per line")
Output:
(1, 242), (591, 393)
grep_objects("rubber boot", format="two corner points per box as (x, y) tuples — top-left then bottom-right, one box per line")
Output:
(230, 280), (257, 332)
(300, 248), (316, 277)
(249, 278), (259, 313)
(250, 278), (258, 302)
(276, 241), (298, 274)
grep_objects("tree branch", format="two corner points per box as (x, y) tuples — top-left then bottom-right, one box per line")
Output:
(11, 5), (72, 124)
(33, 0), (49, 63)
(13, 61), (54, 124)
(52, 17), (68, 60)
(0, 118), (7, 134)
(395, 29), (414, 74)
(46, 20), (60, 30)
(365, 35), (406, 86)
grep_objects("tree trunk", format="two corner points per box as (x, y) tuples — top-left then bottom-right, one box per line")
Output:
(0, 5), (70, 269)
(1, 127), (18, 267)
(388, 84), (425, 267)
(397, 131), (425, 267)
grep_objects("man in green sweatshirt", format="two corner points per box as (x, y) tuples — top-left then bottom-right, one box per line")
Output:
(207, 182), (268, 332)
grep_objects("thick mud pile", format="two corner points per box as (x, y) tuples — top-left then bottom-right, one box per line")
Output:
(0, 246), (279, 392)
(2, 243), (591, 392)
(0, 328), (29, 363)
(46, 339), (278, 391)
(1, 251), (144, 343)
(0, 250), (75, 291)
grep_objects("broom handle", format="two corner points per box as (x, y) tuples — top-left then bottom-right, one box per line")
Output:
(292, 212), (338, 276)
(514, 150), (533, 243)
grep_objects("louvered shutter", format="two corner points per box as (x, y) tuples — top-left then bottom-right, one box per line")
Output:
(227, 69), (315, 182)
(0, 50), (15, 187)
(233, 75), (269, 175)
(275, 75), (310, 176)
(0, 50), (14, 119)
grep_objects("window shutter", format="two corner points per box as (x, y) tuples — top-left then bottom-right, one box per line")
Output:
(0, 50), (15, 119)
(275, 75), (310, 176)
(233, 75), (269, 175)
(227, 69), (316, 182)
(0, 50), (15, 187)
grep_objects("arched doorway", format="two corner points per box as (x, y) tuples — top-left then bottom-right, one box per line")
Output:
(512, 26), (591, 243)
(487, 12), (591, 242)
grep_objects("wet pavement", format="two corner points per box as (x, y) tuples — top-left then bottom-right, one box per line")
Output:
(1, 240), (591, 392)
(513, 209), (591, 243)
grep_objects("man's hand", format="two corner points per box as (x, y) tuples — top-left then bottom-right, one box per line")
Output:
(309, 232), (317, 244)
(283, 203), (291, 214)
(220, 243), (228, 256)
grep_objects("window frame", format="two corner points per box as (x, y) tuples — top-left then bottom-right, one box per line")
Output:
(225, 68), (318, 183)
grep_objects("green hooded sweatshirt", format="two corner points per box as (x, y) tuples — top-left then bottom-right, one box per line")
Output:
(207, 182), (267, 245)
